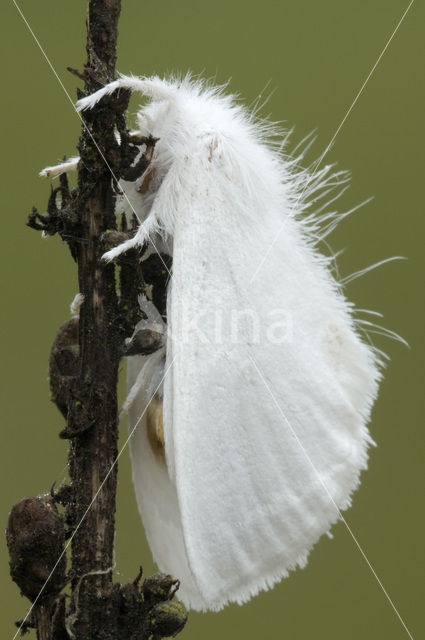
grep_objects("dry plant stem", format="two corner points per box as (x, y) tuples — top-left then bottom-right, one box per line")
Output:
(9, 2), (188, 637)
(67, 0), (122, 637)
(34, 606), (50, 640)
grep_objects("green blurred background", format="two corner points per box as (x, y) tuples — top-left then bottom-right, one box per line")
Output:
(1, 1), (423, 638)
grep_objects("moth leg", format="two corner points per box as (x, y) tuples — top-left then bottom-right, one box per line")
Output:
(118, 346), (165, 420)
(102, 213), (158, 262)
(39, 157), (80, 179)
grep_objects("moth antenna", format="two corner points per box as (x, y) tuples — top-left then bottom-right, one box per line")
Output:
(76, 74), (177, 112)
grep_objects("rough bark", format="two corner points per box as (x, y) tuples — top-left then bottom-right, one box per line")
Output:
(7, 2), (187, 639)
(66, 0), (123, 635)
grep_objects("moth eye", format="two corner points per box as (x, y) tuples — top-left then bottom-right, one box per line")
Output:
(146, 397), (165, 461)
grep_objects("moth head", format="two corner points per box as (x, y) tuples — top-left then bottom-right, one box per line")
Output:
(136, 101), (174, 140)
(136, 100), (182, 193)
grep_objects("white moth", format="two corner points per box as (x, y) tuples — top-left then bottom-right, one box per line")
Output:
(65, 74), (383, 611)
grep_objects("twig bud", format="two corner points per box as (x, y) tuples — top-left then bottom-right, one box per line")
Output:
(6, 496), (66, 602)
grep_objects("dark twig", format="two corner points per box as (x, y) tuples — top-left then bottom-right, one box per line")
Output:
(7, 2), (186, 638)
(67, 66), (86, 82)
